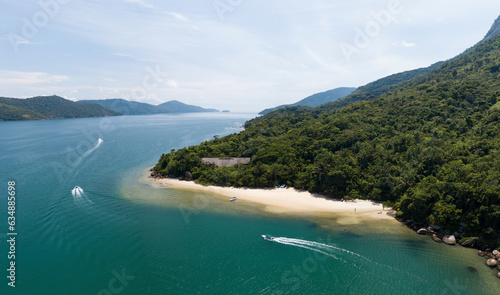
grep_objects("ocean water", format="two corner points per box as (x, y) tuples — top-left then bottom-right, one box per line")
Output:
(0, 113), (499, 295)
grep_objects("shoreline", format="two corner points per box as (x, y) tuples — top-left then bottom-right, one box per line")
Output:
(139, 171), (500, 280)
(141, 171), (396, 223)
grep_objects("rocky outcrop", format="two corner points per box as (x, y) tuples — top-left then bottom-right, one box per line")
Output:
(497, 272), (500, 278)
(443, 235), (456, 245)
(486, 258), (498, 267)
(459, 237), (480, 248)
(432, 234), (443, 243)
(387, 209), (397, 217)
(417, 228), (427, 235)
(183, 171), (193, 181)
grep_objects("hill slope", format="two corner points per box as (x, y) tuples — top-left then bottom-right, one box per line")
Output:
(259, 87), (356, 115)
(0, 96), (120, 121)
(317, 62), (444, 111)
(80, 99), (219, 115)
(154, 20), (500, 245)
(157, 100), (219, 113)
(79, 99), (159, 115)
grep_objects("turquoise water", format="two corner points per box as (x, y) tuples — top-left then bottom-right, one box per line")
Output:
(1, 114), (499, 295)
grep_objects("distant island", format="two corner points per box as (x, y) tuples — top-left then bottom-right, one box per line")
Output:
(0, 95), (120, 121)
(0, 96), (220, 121)
(79, 98), (219, 115)
(259, 87), (357, 115)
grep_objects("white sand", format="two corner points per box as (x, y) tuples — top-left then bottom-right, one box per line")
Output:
(145, 175), (395, 222)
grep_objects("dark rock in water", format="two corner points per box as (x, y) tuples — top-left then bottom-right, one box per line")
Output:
(443, 235), (456, 245)
(486, 258), (498, 267)
(417, 228), (427, 235)
(432, 234), (443, 243)
(467, 266), (478, 273)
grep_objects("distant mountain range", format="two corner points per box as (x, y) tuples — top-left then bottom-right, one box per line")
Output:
(259, 87), (356, 115)
(79, 99), (219, 115)
(0, 96), (220, 121)
(0, 95), (120, 121)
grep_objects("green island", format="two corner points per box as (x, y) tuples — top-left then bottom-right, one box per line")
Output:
(0, 95), (121, 120)
(155, 19), (500, 252)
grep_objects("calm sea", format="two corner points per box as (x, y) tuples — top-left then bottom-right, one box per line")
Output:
(0, 113), (499, 294)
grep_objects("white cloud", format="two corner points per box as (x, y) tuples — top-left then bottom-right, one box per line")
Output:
(0, 71), (69, 86)
(112, 52), (132, 57)
(124, 0), (156, 9)
(166, 80), (178, 88)
(392, 41), (417, 48)
(165, 11), (188, 22)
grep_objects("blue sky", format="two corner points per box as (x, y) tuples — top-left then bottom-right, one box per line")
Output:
(1, 0), (500, 112)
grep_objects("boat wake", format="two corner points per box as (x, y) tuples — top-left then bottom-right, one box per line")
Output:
(268, 236), (427, 284)
(75, 138), (103, 166)
(269, 237), (372, 264)
(71, 186), (93, 205)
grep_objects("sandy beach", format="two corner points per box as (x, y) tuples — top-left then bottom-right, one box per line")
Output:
(143, 172), (396, 223)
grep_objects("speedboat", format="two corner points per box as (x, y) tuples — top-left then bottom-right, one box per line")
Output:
(230, 197), (237, 202)
(262, 234), (274, 241)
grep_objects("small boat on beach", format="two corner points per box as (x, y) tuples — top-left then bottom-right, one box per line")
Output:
(262, 234), (274, 241)
(230, 197), (237, 202)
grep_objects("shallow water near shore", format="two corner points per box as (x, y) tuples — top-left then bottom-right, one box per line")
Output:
(1, 113), (499, 294)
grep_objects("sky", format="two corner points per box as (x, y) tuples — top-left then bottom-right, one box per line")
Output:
(1, 0), (500, 113)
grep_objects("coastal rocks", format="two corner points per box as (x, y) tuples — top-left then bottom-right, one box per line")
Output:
(387, 209), (397, 217)
(493, 250), (499, 257)
(183, 171), (193, 181)
(432, 234), (443, 243)
(486, 259), (498, 267)
(459, 237), (480, 248)
(443, 235), (456, 245)
(417, 228), (428, 235)
(497, 272), (500, 279)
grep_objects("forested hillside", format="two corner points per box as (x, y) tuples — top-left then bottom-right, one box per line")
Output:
(0, 95), (120, 121)
(155, 26), (500, 245)
(79, 98), (218, 115)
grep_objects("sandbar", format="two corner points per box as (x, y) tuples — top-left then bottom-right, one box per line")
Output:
(142, 172), (396, 223)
